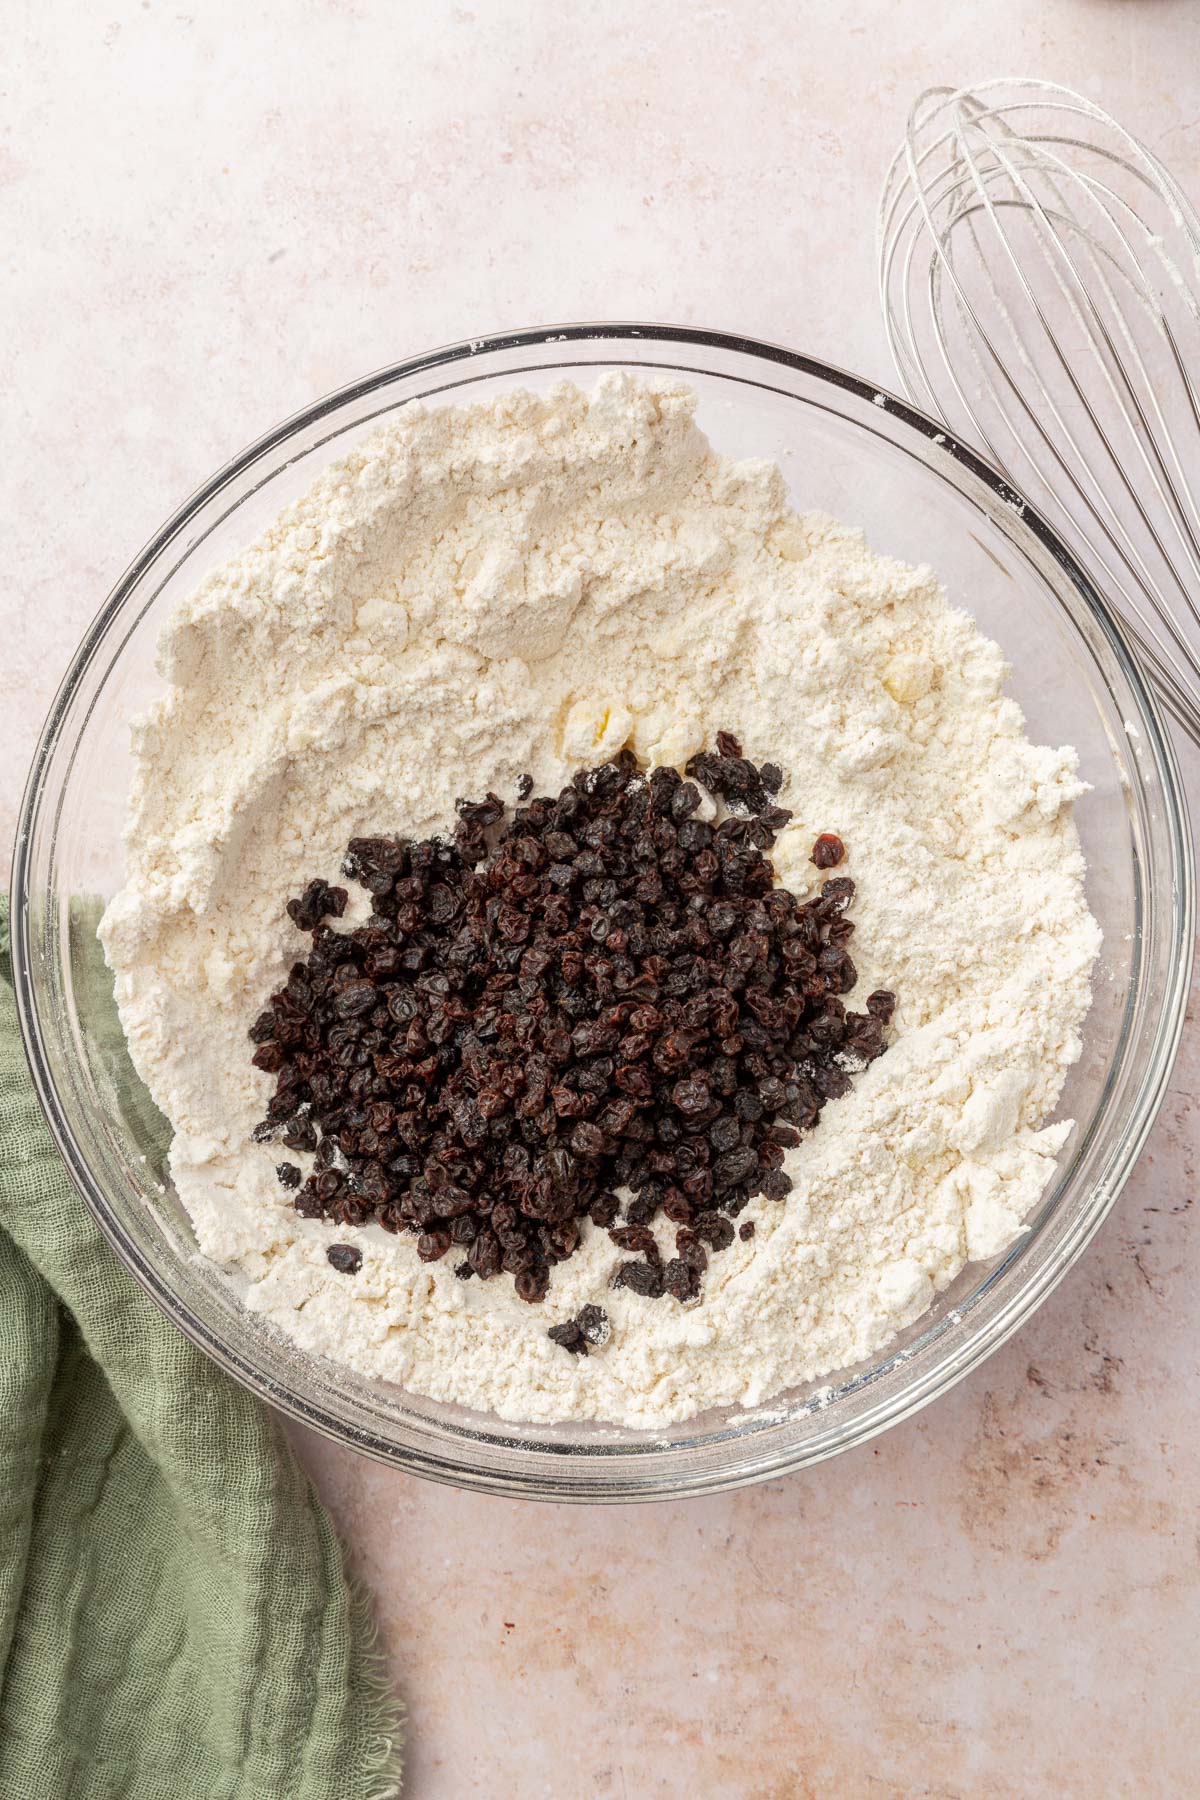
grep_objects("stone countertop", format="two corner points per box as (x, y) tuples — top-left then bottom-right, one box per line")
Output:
(5, 3), (1199, 1793)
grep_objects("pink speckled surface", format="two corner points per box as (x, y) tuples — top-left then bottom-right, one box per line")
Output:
(6, 3), (1200, 1794)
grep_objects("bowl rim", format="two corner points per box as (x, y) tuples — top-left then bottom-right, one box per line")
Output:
(10, 320), (1195, 1500)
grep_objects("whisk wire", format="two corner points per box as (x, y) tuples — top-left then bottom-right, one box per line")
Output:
(899, 126), (1200, 691)
(879, 78), (1200, 744)
(911, 98), (1197, 606)
(968, 112), (1200, 608)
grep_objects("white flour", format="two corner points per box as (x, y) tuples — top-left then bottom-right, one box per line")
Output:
(100, 376), (1100, 1428)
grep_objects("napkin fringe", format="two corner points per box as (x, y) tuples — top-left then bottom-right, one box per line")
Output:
(349, 1573), (405, 1800)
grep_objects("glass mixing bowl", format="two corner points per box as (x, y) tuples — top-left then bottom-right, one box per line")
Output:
(11, 325), (1193, 1501)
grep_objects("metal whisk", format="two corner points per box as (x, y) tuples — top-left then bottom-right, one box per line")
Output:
(878, 78), (1200, 742)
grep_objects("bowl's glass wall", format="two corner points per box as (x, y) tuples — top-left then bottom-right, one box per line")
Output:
(12, 328), (1192, 1499)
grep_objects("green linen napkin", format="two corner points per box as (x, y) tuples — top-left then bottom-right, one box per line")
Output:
(0, 900), (402, 1799)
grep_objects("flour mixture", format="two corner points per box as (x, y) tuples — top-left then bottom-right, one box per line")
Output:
(100, 375), (1100, 1427)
